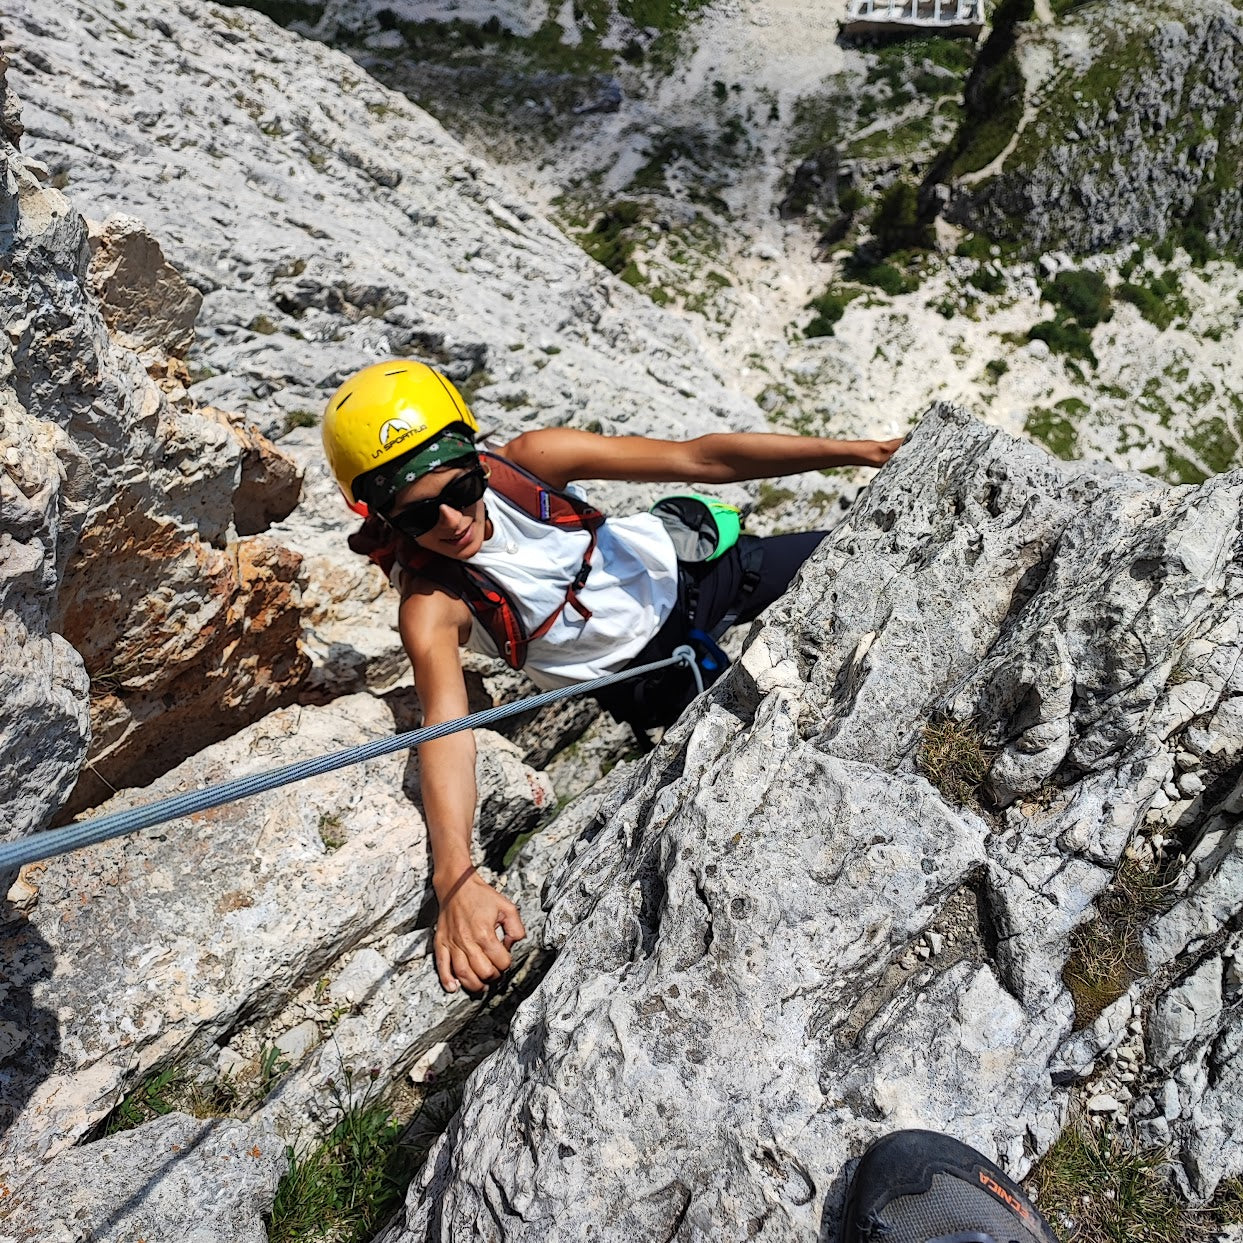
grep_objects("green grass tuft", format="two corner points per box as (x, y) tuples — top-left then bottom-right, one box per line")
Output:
(284, 409), (319, 432)
(268, 1067), (416, 1243)
(917, 718), (992, 808)
(104, 1046), (292, 1136)
(1062, 855), (1175, 1029)
(214, 0), (325, 26)
(1030, 1118), (1221, 1243)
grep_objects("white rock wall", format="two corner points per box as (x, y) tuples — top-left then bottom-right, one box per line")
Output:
(7, 0), (763, 450)
(385, 407), (1243, 1239)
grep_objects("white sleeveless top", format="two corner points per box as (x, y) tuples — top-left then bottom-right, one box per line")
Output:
(464, 487), (679, 689)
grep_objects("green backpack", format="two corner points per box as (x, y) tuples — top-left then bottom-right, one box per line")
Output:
(649, 493), (742, 563)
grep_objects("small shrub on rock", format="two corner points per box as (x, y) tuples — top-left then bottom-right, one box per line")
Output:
(804, 285), (861, 338)
(1028, 318), (1097, 367)
(968, 263), (1006, 295)
(853, 260), (915, 296)
(917, 718), (991, 807)
(284, 409), (319, 432)
(869, 181), (934, 256)
(1117, 268), (1187, 330)
(1029, 1116), (1225, 1243)
(1045, 269), (1112, 328)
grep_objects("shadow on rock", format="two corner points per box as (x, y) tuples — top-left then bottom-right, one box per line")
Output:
(0, 907), (59, 1142)
(818, 1158), (857, 1243)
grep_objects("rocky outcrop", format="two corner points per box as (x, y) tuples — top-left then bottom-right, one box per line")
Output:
(949, 0), (1243, 254)
(8, 0), (763, 445)
(0, 1113), (287, 1243)
(87, 212), (202, 388)
(0, 45), (315, 825)
(0, 51), (91, 887)
(0, 692), (557, 1193)
(201, 406), (304, 536)
(384, 406), (1243, 1239)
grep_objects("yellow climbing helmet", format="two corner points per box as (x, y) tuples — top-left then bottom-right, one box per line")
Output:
(322, 359), (479, 512)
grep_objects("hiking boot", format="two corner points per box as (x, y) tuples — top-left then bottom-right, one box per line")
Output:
(841, 1129), (1060, 1243)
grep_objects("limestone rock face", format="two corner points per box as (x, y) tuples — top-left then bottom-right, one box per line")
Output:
(386, 407), (1243, 1239)
(0, 693), (554, 1187)
(0, 62), (94, 864)
(0, 47), (315, 824)
(0, 1113), (286, 1243)
(201, 406), (304, 536)
(951, 0), (1243, 253)
(87, 212), (203, 375)
(9, 0), (762, 445)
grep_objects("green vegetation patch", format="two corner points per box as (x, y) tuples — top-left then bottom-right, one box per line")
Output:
(1186, 414), (1242, 476)
(845, 113), (939, 163)
(788, 77), (864, 161)
(628, 120), (753, 201)
(869, 181), (935, 256)
(968, 263), (1005, 295)
(104, 1046), (292, 1136)
(847, 259), (917, 296)
(951, 49), (1024, 176)
(864, 34), (977, 104)
(616, 0), (710, 31)
(1045, 269), (1112, 328)
(576, 200), (645, 278)
(918, 0), (1032, 199)
(1156, 449), (1209, 486)
(284, 409), (319, 432)
(754, 481), (797, 514)
(917, 717), (992, 809)
(268, 1068), (415, 1243)
(1025, 399), (1084, 460)
(1026, 268), (1111, 366)
(804, 285), (863, 338)
(1028, 320), (1096, 366)
(1118, 283), (1172, 329)
(1029, 1118), (1243, 1243)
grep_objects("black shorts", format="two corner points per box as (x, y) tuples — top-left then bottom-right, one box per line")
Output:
(594, 529), (827, 733)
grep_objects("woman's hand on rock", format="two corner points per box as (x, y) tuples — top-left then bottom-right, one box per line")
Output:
(433, 869), (526, 994)
(864, 436), (904, 468)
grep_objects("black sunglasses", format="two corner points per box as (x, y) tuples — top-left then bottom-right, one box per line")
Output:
(385, 465), (488, 538)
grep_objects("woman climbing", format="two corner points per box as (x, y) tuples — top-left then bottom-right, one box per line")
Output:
(324, 360), (901, 994)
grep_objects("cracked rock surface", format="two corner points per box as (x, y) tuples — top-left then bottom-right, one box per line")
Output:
(7, 0), (762, 448)
(385, 406), (1243, 1240)
(0, 691), (558, 1196)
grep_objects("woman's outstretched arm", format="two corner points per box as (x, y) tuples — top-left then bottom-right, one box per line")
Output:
(496, 427), (903, 489)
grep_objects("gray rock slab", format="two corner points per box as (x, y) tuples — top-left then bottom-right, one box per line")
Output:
(380, 406), (1243, 1237)
(253, 794), (589, 1154)
(0, 1113), (284, 1243)
(0, 693), (550, 1184)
